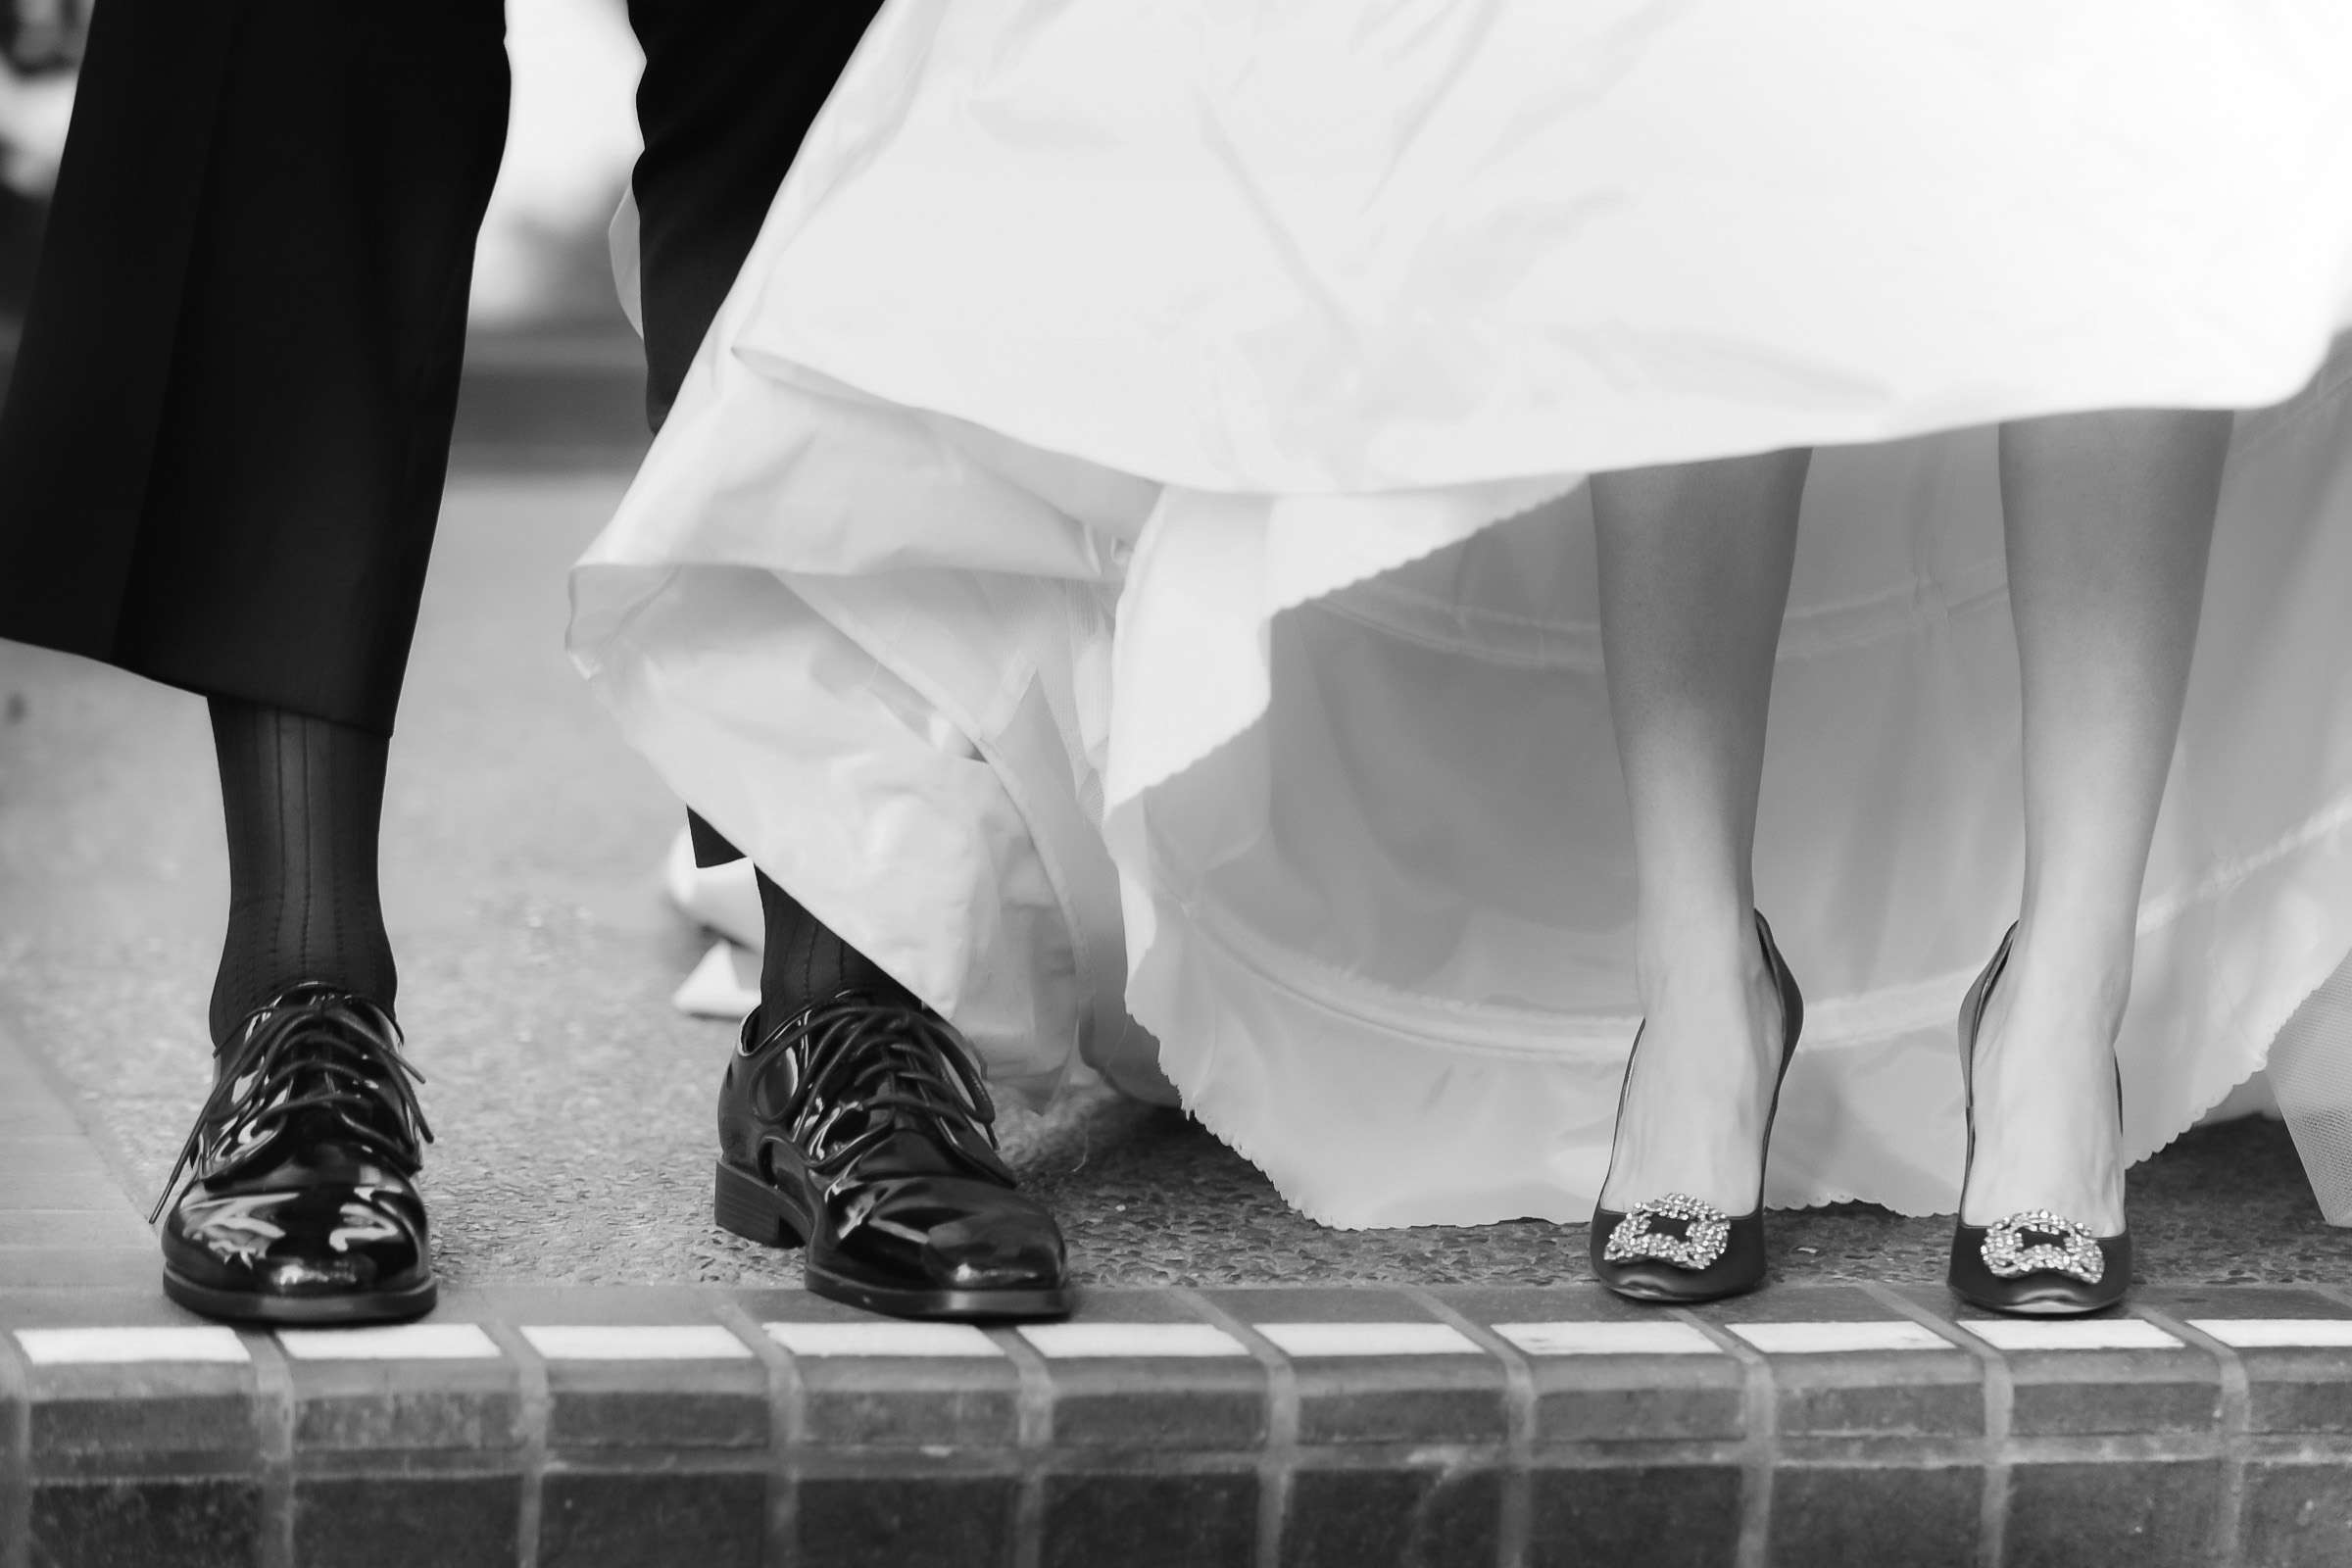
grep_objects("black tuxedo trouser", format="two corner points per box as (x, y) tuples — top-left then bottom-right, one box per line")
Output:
(0, 0), (882, 736)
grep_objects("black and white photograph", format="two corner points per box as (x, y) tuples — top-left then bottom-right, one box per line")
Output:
(4, 3), (2352, 1564)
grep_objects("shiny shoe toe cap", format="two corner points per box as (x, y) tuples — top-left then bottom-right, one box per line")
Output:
(161, 1162), (430, 1299)
(923, 1215), (1067, 1292)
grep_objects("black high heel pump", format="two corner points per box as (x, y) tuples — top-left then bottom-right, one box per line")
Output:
(1589, 910), (1803, 1304)
(1946, 926), (2132, 1316)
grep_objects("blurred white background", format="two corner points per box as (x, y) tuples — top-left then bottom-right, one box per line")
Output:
(469, 0), (643, 328)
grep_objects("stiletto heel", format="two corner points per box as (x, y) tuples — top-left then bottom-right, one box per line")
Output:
(1590, 909), (1804, 1304)
(1945, 926), (2132, 1315)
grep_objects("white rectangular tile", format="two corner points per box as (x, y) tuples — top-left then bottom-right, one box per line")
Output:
(276, 1324), (502, 1361)
(766, 1321), (1004, 1359)
(1960, 1318), (2180, 1352)
(1018, 1323), (1248, 1359)
(1254, 1322), (1482, 1358)
(16, 1327), (249, 1365)
(1494, 1321), (1725, 1356)
(2186, 1318), (2352, 1349)
(1729, 1321), (1954, 1355)
(519, 1325), (753, 1361)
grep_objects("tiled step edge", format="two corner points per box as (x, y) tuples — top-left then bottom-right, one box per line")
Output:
(5, 1282), (2352, 1568)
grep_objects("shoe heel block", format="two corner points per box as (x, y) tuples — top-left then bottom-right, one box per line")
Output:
(713, 1159), (808, 1250)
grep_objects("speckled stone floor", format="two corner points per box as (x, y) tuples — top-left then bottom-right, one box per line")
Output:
(4, 468), (2349, 1296)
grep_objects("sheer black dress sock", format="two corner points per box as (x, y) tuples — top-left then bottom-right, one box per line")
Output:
(207, 699), (399, 1045)
(756, 869), (912, 1035)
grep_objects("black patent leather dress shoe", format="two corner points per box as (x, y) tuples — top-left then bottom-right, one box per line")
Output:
(1591, 911), (1805, 1304)
(154, 984), (435, 1325)
(715, 991), (1073, 1321)
(1947, 928), (2132, 1316)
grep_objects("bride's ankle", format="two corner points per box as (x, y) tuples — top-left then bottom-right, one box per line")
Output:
(1633, 908), (1768, 1009)
(1987, 938), (2132, 1056)
(2005, 911), (2135, 1030)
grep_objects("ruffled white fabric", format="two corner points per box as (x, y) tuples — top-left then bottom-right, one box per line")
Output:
(572, 0), (2352, 1226)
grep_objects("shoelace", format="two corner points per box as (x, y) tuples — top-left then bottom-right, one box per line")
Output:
(150, 984), (431, 1223)
(754, 994), (1000, 1173)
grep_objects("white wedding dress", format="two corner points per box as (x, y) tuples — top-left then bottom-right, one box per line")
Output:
(572, 0), (2352, 1228)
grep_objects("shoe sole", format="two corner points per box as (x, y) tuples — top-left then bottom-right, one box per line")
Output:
(160, 1268), (438, 1327)
(1598, 1274), (1761, 1306)
(713, 1159), (1074, 1322)
(1946, 1282), (2126, 1318)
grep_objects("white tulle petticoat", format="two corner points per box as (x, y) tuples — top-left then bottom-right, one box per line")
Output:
(572, 0), (2352, 1228)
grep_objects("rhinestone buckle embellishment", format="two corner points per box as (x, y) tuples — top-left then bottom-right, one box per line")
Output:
(1604, 1194), (1731, 1271)
(1980, 1209), (2105, 1284)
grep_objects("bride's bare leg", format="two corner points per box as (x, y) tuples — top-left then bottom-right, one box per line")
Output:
(1591, 449), (1810, 1215)
(1965, 409), (2232, 1231)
